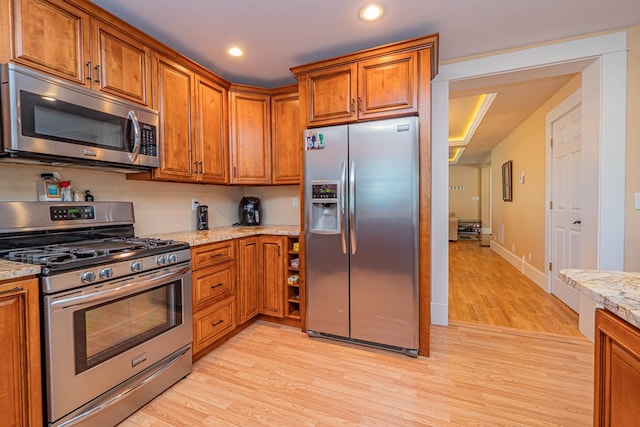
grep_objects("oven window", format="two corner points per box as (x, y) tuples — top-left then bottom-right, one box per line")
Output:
(73, 280), (183, 374)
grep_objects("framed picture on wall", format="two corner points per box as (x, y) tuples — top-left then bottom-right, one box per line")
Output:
(502, 160), (513, 202)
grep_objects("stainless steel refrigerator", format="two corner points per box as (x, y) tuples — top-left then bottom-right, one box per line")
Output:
(304, 116), (418, 356)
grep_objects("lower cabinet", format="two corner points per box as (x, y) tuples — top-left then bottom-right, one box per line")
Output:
(191, 240), (237, 359)
(258, 235), (284, 318)
(594, 308), (640, 427)
(192, 234), (302, 359)
(238, 236), (260, 323)
(0, 277), (42, 427)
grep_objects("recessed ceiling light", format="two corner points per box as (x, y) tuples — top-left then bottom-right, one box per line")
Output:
(228, 47), (243, 57)
(359, 4), (384, 22)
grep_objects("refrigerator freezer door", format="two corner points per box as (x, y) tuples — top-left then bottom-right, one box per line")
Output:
(348, 117), (419, 350)
(304, 125), (350, 338)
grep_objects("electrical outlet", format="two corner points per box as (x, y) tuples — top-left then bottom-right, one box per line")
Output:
(191, 199), (199, 211)
(292, 197), (299, 208)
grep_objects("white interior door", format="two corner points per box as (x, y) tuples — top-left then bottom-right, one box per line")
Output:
(551, 105), (582, 311)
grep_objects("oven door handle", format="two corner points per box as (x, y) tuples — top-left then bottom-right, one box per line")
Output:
(50, 264), (190, 310)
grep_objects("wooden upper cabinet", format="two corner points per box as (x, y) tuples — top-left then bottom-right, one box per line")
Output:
(357, 52), (418, 120)
(153, 54), (195, 181)
(271, 89), (301, 184)
(307, 63), (357, 126)
(91, 20), (151, 106)
(229, 87), (272, 184)
(195, 75), (229, 184)
(291, 34), (438, 128)
(9, 0), (151, 106)
(11, 0), (90, 85)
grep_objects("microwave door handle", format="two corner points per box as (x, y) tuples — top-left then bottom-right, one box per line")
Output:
(127, 109), (141, 163)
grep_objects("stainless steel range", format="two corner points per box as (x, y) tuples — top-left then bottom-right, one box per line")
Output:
(0, 201), (193, 427)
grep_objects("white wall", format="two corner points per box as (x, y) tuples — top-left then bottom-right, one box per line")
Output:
(0, 163), (300, 236)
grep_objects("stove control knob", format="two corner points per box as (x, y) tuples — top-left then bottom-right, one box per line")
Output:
(157, 255), (168, 266)
(168, 254), (178, 264)
(81, 271), (96, 283)
(99, 267), (113, 279)
(131, 261), (143, 272)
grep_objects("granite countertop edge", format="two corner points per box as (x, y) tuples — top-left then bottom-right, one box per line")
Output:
(142, 225), (301, 247)
(0, 260), (41, 282)
(559, 268), (640, 329)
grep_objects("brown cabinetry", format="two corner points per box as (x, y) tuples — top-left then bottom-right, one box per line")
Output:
(0, 277), (42, 427)
(9, 0), (151, 105)
(229, 85), (272, 184)
(293, 51), (417, 127)
(237, 236), (259, 323)
(191, 240), (237, 359)
(271, 87), (301, 184)
(129, 54), (229, 184)
(258, 235), (284, 317)
(594, 308), (640, 427)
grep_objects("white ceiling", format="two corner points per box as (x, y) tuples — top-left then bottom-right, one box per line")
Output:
(90, 0), (639, 165)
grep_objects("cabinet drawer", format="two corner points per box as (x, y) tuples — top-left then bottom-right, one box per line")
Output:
(193, 298), (235, 354)
(192, 262), (234, 310)
(192, 240), (235, 269)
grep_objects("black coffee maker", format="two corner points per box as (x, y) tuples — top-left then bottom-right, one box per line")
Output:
(239, 197), (262, 226)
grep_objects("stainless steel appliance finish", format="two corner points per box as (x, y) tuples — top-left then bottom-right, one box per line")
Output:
(1, 63), (159, 171)
(0, 201), (192, 427)
(304, 117), (419, 356)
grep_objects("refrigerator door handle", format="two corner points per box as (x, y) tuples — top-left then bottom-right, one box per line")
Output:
(349, 160), (357, 255)
(340, 161), (347, 254)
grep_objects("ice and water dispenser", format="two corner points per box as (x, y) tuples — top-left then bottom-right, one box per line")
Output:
(309, 180), (340, 234)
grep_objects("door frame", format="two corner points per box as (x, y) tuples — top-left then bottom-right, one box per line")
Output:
(430, 31), (628, 326)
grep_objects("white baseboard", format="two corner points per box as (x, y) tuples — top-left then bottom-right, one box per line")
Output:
(430, 302), (448, 326)
(489, 241), (548, 292)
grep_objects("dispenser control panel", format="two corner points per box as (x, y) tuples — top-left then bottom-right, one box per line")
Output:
(311, 183), (338, 201)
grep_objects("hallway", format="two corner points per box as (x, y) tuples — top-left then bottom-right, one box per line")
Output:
(448, 240), (583, 337)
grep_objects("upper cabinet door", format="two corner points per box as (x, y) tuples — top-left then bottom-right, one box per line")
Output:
(11, 0), (91, 85)
(358, 52), (418, 120)
(195, 75), (229, 184)
(154, 54), (196, 181)
(229, 89), (271, 184)
(92, 20), (151, 106)
(271, 91), (301, 184)
(307, 63), (357, 127)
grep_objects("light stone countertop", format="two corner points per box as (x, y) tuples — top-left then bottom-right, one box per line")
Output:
(560, 269), (640, 329)
(142, 225), (300, 247)
(0, 259), (41, 282)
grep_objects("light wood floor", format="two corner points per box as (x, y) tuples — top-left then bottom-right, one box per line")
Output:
(120, 320), (593, 426)
(449, 239), (583, 337)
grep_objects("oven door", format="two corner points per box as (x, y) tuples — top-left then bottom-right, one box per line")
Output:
(43, 262), (192, 425)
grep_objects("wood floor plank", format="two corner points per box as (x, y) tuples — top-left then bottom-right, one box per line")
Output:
(449, 240), (582, 336)
(120, 320), (593, 426)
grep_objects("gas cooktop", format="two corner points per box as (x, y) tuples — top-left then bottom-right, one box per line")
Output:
(6, 237), (189, 274)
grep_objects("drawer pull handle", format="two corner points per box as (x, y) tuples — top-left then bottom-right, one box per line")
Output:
(211, 283), (224, 289)
(212, 319), (224, 327)
(210, 253), (223, 258)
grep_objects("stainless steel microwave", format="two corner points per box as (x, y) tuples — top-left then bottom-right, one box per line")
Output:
(0, 63), (159, 171)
